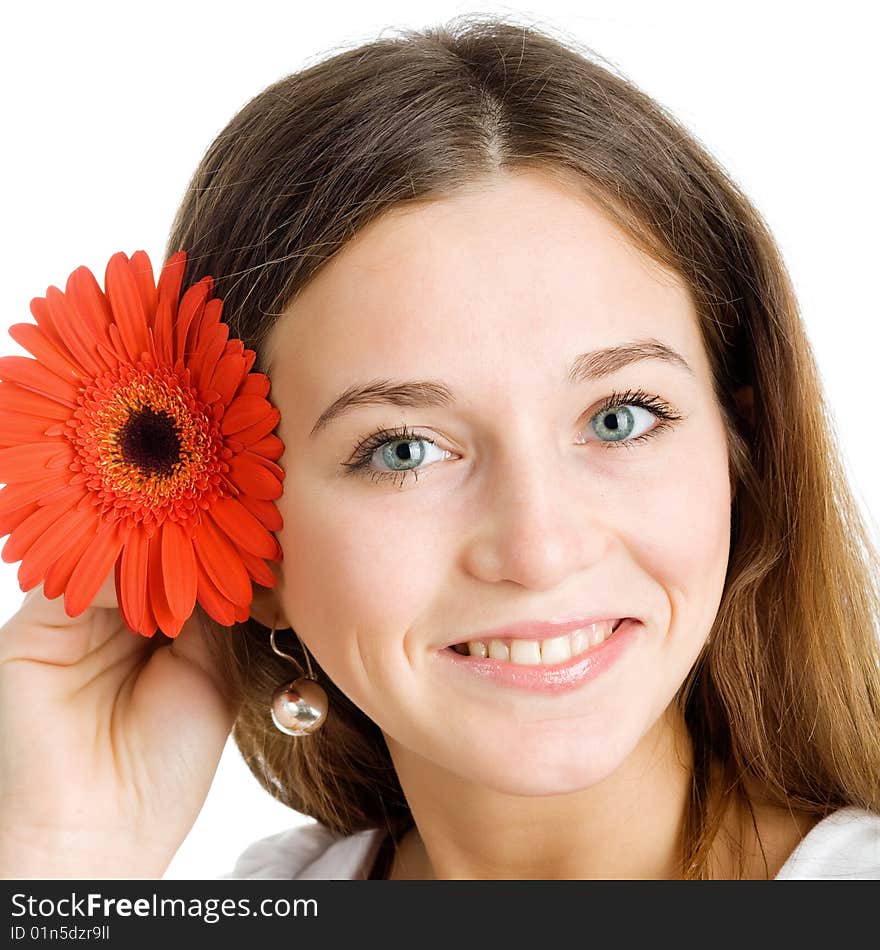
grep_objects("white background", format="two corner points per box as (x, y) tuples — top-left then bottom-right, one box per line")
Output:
(1, 1), (877, 878)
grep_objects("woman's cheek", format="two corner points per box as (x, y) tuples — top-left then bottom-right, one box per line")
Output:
(274, 477), (435, 678)
(617, 431), (732, 646)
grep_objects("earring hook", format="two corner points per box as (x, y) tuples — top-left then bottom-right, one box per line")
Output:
(270, 622), (316, 680)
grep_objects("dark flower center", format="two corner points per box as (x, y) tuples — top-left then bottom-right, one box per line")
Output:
(118, 406), (182, 476)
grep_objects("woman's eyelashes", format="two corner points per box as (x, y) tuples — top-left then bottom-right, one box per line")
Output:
(584, 387), (683, 450)
(340, 388), (684, 488)
(341, 423), (449, 488)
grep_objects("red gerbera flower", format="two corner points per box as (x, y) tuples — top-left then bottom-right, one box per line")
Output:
(0, 250), (284, 638)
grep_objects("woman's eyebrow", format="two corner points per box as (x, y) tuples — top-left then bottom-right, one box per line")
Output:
(309, 337), (693, 437)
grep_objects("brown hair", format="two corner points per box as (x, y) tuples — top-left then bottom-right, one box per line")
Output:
(165, 14), (880, 878)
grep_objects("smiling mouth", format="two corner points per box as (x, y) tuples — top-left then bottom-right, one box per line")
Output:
(447, 619), (625, 666)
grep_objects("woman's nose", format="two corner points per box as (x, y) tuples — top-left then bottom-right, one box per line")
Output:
(460, 440), (611, 590)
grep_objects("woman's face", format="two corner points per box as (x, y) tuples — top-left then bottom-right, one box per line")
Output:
(263, 169), (732, 796)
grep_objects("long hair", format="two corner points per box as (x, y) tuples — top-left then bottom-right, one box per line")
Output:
(164, 14), (880, 878)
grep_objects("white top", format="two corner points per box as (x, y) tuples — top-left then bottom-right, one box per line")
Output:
(218, 805), (880, 880)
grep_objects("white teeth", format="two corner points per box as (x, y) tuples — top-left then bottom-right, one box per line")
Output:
(570, 628), (589, 655)
(539, 634), (572, 664)
(588, 624), (606, 647)
(509, 639), (541, 664)
(453, 620), (620, 666)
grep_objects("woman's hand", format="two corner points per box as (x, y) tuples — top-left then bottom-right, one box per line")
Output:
(0, 573), (238, 879)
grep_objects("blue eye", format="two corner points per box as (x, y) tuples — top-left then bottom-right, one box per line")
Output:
(375, 435), (429, 470)
(342, 388), (682, 487)
(341, 425), (448, 488)
(590, 403), (657, 442)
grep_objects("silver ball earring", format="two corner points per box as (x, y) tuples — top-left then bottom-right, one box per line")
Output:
(269, 623), (328, 736)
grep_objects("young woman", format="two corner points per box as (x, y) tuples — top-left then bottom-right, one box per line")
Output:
(2, 16), (879, 880)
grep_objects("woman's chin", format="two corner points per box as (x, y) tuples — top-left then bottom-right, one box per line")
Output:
(448, 738), (630, 798)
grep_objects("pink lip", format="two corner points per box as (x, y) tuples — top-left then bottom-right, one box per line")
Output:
(433, 619), (641, 693)
(438, 616), (628, 650)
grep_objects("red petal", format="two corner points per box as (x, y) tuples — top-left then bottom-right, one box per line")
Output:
(104, 253), (150, 363)
(129, 251), (159, 328)
(191, 297), (224, 351)
(43, 519), (99, 600)
(140, 587), (159, 638)
(238, 546), (277, 587)
(107, 324), (131, 364)
(228, 408), (280, 445)
(244, 451), (284, 480)
(157, 251), (186, 319)
(0, 503), (38, 538)
(191, 321), (228, 390)
(245, 434), (284, 461)
(119, 527), (149, 635)
(147, 533), (185, 637)
(160, 519), (197, 622)
(192, 511), (252, 607)
(45, 287), (105, 378)
(8, 322), (82, 381)
(34, 484), (83, 514)
(236, 372), (270, 400)
(0, 356), (79, 406)
(0, 442), (74, 482)
(195, 557), (236, 626)
(237, 494), (283, 532)
(28, 293), (68, 354)
(174, 279), (211, 363)
(64, 520), (126, 616)
(228, 452), (283, 500)
(2, 494), (81, 564)
(17, 502), (99, 591)
(209, 496), (280, 559)
(152, 297), (174, 364)
(224, 339), (244, 360)
(65, 265), (114, 349)
(0, 414), (62, 447)
(207, 353), (248, 406)
(0, 382), (71, 420)
(0, 473), (72, 517)
(221, 395), (274, 435)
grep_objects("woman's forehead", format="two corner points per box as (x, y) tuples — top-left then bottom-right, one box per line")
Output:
(268, 170), (700, 379)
